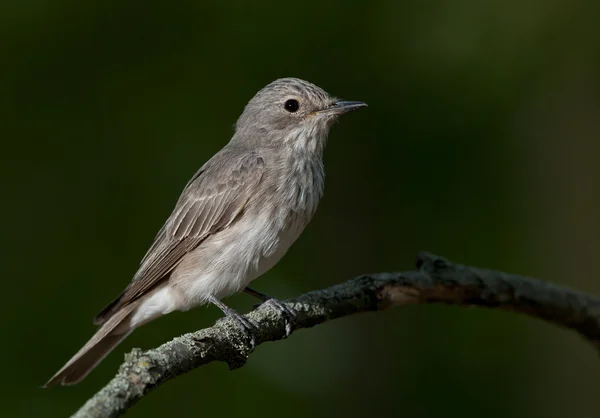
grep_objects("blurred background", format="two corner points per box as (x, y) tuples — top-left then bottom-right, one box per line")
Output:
(2, 0), (599, 417)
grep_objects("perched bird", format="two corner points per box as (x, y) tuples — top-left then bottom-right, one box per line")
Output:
(45, 77), (366, 386)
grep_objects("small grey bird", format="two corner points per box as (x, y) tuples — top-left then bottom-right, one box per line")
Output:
(45, 77), (366, 387)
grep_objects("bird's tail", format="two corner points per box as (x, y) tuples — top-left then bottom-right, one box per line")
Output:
(44, 301), (138, 387)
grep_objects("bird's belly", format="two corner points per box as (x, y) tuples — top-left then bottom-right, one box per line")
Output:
(169, 210), (307, 307)
(249, 220), (302, 281)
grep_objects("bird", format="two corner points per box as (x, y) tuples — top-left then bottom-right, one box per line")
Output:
(44, 77), (366, 387)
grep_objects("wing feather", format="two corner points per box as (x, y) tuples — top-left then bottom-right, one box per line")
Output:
(94, 150), (264, 324)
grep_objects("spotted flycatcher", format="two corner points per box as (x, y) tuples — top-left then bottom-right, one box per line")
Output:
(45, 78), (366, 386)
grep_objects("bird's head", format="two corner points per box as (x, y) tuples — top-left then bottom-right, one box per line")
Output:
(233, 78), (366, 154)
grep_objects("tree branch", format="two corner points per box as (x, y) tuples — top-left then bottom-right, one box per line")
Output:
(72, 252), (600, 418)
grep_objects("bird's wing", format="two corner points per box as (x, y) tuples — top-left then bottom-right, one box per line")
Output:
(94, 151), (265, 324)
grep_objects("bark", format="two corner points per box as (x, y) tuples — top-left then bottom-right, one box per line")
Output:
(72, 252), (600, 418)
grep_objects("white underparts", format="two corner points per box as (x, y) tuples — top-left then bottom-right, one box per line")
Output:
(130, 286), (177, 328)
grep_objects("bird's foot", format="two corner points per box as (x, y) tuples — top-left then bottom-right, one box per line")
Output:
(209, 296), (259, 350)
(243, 287), (297, 337)
(261, 298), (297, 337)
(227, 310), (259, 350)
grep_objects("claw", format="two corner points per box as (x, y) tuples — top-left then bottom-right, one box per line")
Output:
(262, 298), (297, 337)
(209, 295), (258, 350)
(243, 287), (297, 337)
(228, 311), (259, 349)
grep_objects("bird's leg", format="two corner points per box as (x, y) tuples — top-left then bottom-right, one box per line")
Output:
(244, 287), (296, 337)
(208, 295), (258, 350)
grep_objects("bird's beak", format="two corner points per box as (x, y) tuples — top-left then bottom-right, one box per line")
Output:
(318, 100), (367, 115)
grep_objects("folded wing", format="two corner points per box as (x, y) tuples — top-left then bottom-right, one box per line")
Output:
(94, 150), (265, 324)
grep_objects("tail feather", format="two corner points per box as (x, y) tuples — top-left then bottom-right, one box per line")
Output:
(44, 302), (137, 387)
(93, 292), (125, 325)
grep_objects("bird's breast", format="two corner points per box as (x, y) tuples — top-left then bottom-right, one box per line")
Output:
(170, 154), (325, 303)
(245, 156), (324, 280)
(276, 154), (324, 217)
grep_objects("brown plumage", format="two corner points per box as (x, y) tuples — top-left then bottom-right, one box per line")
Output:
(44, 302), (138, 386)
(93, 151), (265, 325)
(44, 78), (366, 387)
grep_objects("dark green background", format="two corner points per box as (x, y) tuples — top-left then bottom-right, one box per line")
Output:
(2, 0), (599, 417)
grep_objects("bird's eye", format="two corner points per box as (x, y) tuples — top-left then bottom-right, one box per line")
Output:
(284, 99), (300, 113)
